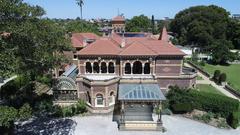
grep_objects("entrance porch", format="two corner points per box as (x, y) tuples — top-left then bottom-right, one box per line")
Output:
(118, 83), (166, 131)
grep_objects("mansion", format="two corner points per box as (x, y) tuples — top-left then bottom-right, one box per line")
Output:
(53, 16), (197, 130)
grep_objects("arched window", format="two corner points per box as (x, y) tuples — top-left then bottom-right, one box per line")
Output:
(133, 61), (142, 74)
(96, 94), (104, 107)
(109, 92), (115, 105)
(144, 63), (150, 74)
(101, 62), (107, 73)
(125, 63), (131, 74)
(108, 62), (115, 73)
(86, 62), (92, 73)
(93, 62), (99, 73)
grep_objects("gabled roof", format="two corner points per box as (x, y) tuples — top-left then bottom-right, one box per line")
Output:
(71, 33), (99, 48)
(120, 41), (157, 56)
(77, 38), (122, 56)
(112, 15), (125, 21)
(144, 40), (185, 56)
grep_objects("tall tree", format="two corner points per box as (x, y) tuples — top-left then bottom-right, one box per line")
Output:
(125, 15), (151, 32)
(151, 15), (155, 34)
(76, 0), (84, 20)
(0, 0), (71, 79)
(170, 5), (230, 49)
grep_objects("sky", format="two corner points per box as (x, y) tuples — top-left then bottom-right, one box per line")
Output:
(23, 0), (240, 19)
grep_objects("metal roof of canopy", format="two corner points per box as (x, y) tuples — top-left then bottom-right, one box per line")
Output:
(118, 84), (166, 101)
(62, 64), (78, 80)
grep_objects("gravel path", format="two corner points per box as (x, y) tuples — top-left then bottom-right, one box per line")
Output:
(71, 115), (240, 135)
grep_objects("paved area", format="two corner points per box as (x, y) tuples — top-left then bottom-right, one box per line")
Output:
(185, 63), (239, 100)
(72, 115), (240, 135)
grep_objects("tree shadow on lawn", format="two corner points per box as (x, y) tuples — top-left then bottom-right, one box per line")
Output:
(15, 117), (77, 135)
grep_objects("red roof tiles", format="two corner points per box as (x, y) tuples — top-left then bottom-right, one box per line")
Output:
(77, 38), (122, 56)
(112, 15), (125, 21)
(77, 28), (185, 56)
(71, 33), (99, 48)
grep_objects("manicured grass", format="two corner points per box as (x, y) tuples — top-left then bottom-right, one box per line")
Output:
(201, 64), (240, 92)
(197, 75), (203, 80)
(196, 84), (224, 96)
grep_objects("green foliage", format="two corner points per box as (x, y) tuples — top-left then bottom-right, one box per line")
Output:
(219, 73), (227, 83)
(36, 74), (52, 86)
(18, 103), (32, 120)
(76, 100), (87, 114)
(167, 86), (240, 117)
(0, 0), (71, 79)
(171, 103), (193, 114)
(125, 15), (151, 32)
(0, 106), (18, 128)
(213, 70), (221, 82)
(227, 19), (240, 49)
(53, 100), (87, 118)
(170, 5), (230, 48)
(211, 39), (235, 64)
(227, 112), (240, 129)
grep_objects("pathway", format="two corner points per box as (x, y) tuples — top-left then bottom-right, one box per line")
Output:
(184, 63), (239, 100)
(0, 75), (17, 88)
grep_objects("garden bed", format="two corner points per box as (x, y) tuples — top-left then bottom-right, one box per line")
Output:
(184, 110), (230, 129)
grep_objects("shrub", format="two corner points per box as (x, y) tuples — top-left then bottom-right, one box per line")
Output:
(76, 100), (87, 114)
(219, 73), (227, 84)
(227, 112), (240, 129)
(0, 106), (18, 128)
(62, 106), (73, 117)
(18, 103), (32, 120)
(200, 61), (205, 66)
(213, 70), (221, 82)
(171, 103), (193, 114)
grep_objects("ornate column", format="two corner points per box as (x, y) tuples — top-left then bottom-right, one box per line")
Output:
(91, 63), (94, 74)
(142, 63), (145, 75)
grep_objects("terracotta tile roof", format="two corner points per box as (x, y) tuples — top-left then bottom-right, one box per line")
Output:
(77, 38), (122, 56)
(159, 27), (169, 41)
(112, 15), (125, 21)
(71, 33), (99, 48)
(143, 40), (185, 56)
(120, 41), (157, 56)
(76, 27), (185, 56)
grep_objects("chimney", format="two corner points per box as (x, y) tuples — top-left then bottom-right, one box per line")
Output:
(121, 33), (126, 48)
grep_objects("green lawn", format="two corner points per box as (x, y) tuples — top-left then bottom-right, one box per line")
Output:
(197, 75), (203, 80)
(196, 84), (224, 95)
(201, 64), (240, 92)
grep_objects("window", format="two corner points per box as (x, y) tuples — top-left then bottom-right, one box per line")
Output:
(108, 62), (115, 73)
(133, 61), (142, 74)
(86, 62), (92, 73)
(101, 62), (107, 73)
(93, 62), (99, 73)
(109, 92), (115, 105)
(125, 63), (131, 74)
(73, 55), (77, 59)
(96, 94), (104, 107)
(144, 63), (150, 74)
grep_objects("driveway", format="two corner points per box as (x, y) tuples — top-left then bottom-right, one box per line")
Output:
(72, 115), (240, 135)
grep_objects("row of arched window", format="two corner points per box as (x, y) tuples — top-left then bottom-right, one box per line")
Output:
(125, 61), (150, 74)
(85, 61), (151, 74)
(86, 62), (115, 74)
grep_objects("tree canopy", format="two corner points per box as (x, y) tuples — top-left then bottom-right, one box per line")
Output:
(170, 5), (230, 48)
(125, 15), (151, 32)
(0, 0), (71, 78)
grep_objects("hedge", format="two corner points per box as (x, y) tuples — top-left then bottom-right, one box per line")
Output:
(188, 91), (240, 117)
(167, 86), (240, 117)
(171, 103), (193, 114)
(227, 112), (240, 129)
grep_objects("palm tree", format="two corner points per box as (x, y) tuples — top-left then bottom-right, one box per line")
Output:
(76, 0), (84, 20)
